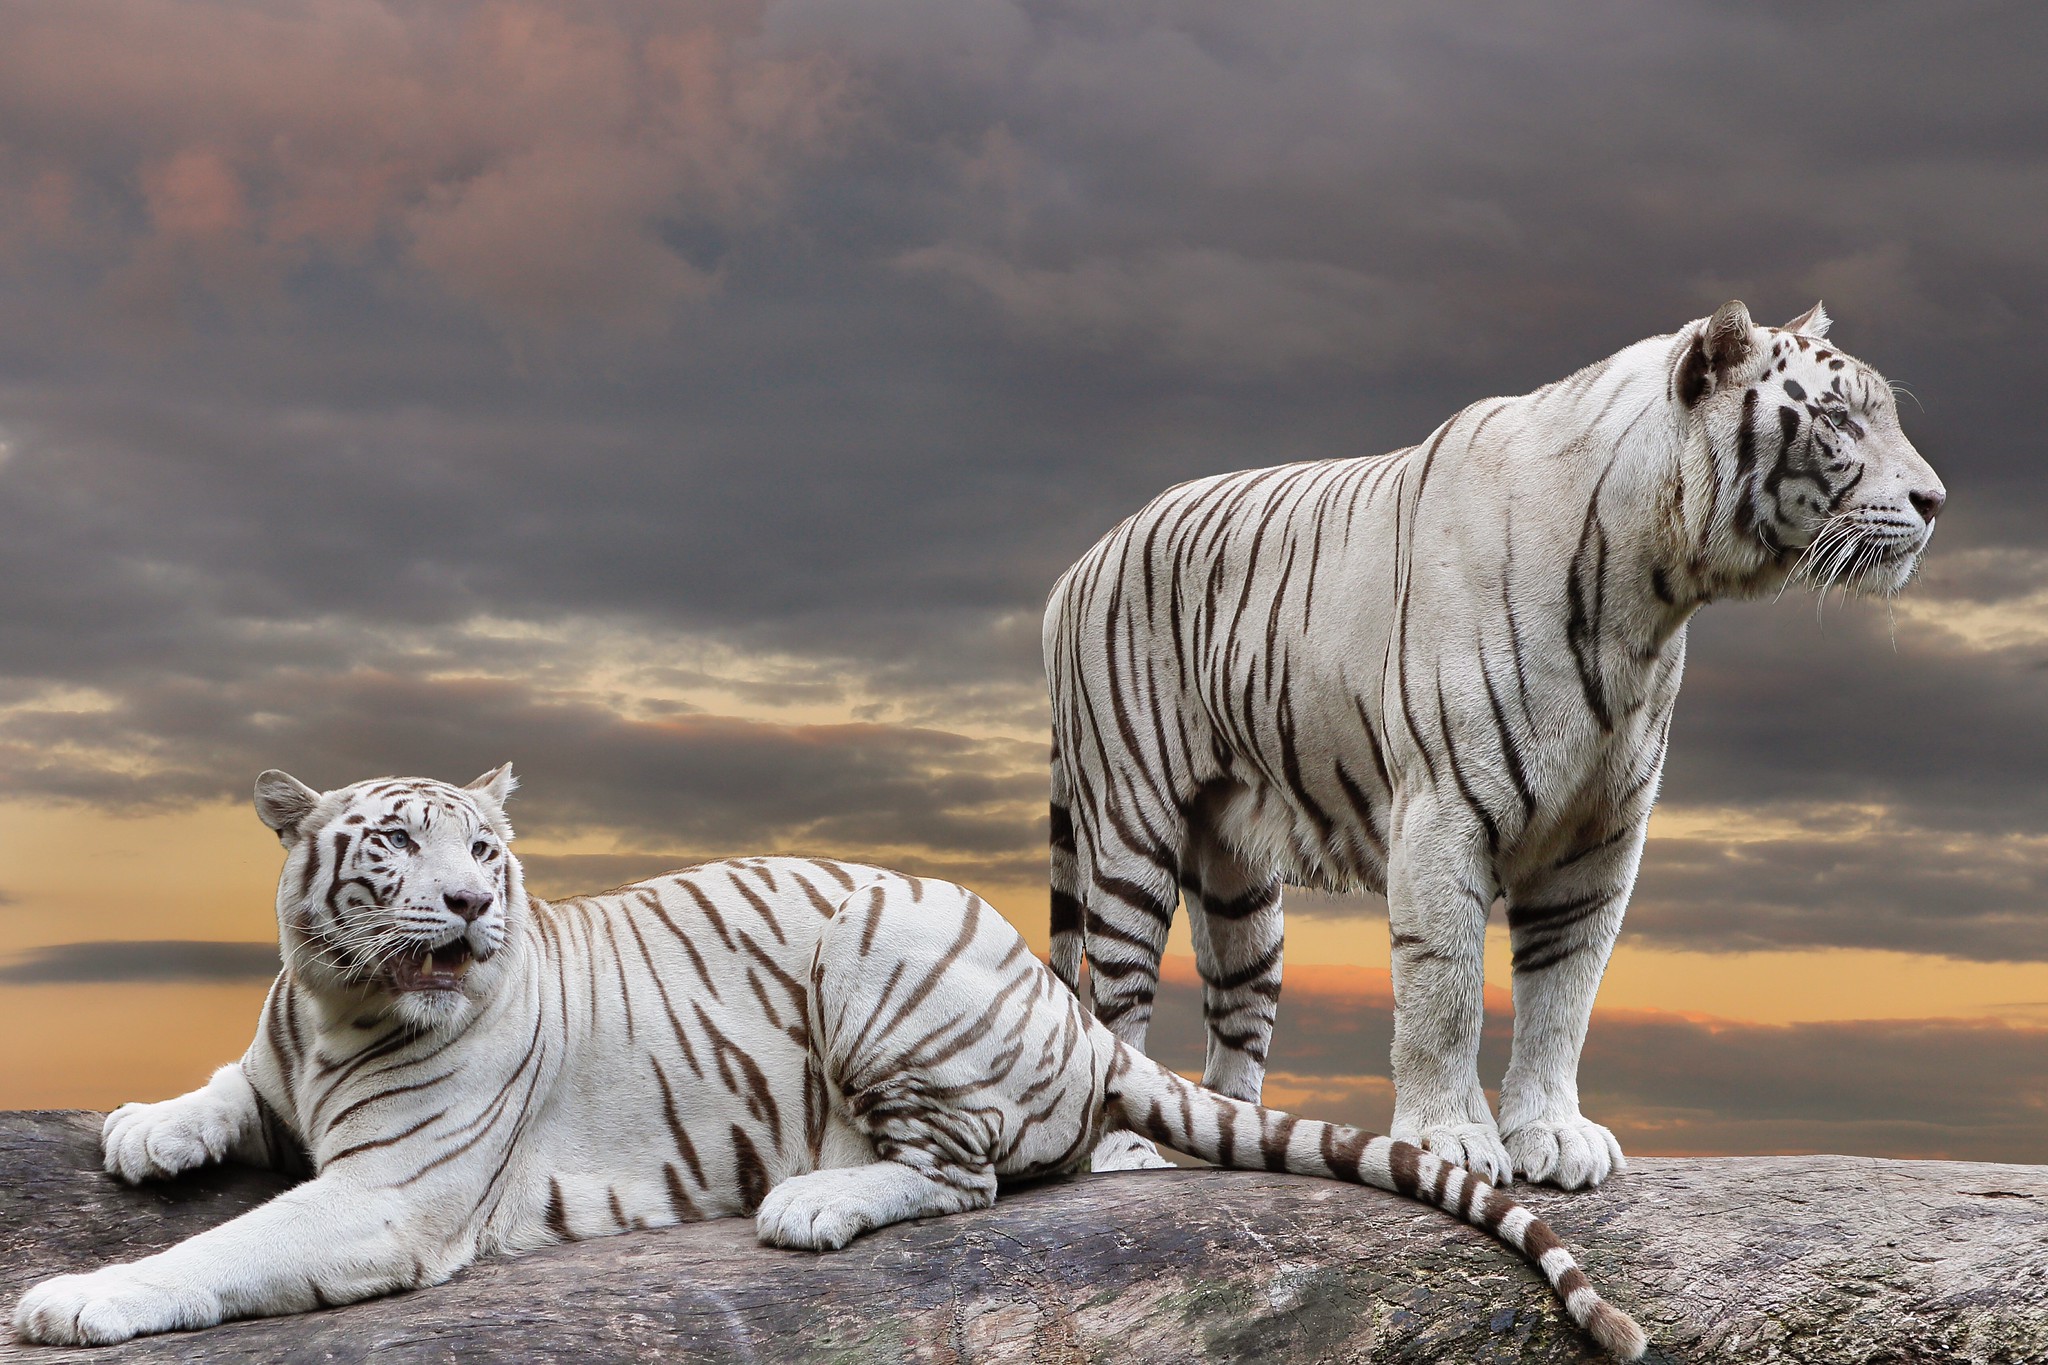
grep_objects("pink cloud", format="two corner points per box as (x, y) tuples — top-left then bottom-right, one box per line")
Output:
(0, 1), (855, 329)
(141, 149), (249, 240)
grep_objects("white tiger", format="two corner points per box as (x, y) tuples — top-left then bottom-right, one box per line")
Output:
(1046, 301), (1944, 1187)
(12, 767), (1648, 1358)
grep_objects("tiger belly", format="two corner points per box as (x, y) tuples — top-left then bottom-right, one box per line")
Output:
(495, 859), (892, 1249)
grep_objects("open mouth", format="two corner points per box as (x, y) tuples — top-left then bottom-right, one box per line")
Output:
(383, 940), (477, 994)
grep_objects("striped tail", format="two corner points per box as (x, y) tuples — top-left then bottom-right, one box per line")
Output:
(1104, 1041), (1648, 1362)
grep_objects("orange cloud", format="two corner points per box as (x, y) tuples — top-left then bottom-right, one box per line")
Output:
(1160, 954), (1515, 1014)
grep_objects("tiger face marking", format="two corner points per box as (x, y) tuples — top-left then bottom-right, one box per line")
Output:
(1679, 299), (1943, 598)
(1045, 302), (1942, 1193)
(256, 766), (521, 1034)
(11, 771), (1648, 1361)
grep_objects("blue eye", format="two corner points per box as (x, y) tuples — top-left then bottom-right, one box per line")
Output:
(471, 840), (489, 859)
(385, 829), (414, 852)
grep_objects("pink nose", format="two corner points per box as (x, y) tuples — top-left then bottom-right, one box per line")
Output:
(444, 889), (495, 922)
(1910, 488), (1946, 521)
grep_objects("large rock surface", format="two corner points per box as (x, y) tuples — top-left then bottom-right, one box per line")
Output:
(2, 1110), (2044, 1363)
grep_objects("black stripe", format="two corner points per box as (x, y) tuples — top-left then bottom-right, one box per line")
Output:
(1565, 466), (1615, 730)
(1477, 650), (1534, 820)
(1436, 674), (1501, 857)
(547, 1176), (571, 1239)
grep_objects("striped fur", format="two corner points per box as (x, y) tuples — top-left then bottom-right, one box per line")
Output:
(1046, 300), (1944, 1187)
(13, 768), (1645, 1360)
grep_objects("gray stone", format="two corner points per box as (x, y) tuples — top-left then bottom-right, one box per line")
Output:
(3, 1110), (2044, 1362)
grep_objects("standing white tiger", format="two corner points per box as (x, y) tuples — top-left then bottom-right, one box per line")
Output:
(13, 767), (1648, 1359)
(1047, 301), (1944, 1186)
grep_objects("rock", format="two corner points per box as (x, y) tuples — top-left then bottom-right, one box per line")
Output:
(3, 1110), (2044, 1362)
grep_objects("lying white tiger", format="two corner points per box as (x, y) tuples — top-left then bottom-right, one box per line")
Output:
(13, 767), (1646, 1358)
(1046, 301), (1946, 1186)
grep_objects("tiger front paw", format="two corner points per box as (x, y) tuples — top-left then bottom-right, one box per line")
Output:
(755, 1171), (876, 1251)
(13, 1265), (222, 1345)
(102, 1092), (243, 1184)
(1502, 1113), (1626, 1190)
(1390, 1113), (1512, 1187)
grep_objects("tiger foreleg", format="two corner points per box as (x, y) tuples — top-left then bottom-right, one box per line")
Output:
(100, 1062), (266, 1185)
(13, 1173), (450, 1345)
(1385, 811), (1508, 1184)
(1497, 829), (1644, 1189)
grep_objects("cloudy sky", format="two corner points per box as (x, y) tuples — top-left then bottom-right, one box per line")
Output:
(0, 0), (2043, 1164)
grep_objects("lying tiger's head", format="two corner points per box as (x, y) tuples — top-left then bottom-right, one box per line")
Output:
(254, 765), (527, 1032)
(1677, 299), (1945, 597)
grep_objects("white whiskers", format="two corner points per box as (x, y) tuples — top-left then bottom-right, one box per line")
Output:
(1783, 512), (1917, 622)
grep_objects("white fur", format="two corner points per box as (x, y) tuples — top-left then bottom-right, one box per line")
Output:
(1046, 303), (1943, 1187)
(12, 775), (1122, 1346)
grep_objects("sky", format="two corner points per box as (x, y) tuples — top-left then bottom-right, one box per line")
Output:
(0, 0), (2043, 1164)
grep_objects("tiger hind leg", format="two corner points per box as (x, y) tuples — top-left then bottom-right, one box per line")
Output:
(1075, 839), (1179, 1172)
(1048, 749), (1085, 995)
(1181, 818), (1283, 1105)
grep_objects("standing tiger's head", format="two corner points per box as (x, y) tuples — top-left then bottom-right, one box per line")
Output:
(1676, 299), (1946, 598)
(254, 765), (527, 1033)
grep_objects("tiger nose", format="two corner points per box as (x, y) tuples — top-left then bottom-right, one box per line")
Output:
(445, 889), (495, 922)
(1910, 488), (1946, 522)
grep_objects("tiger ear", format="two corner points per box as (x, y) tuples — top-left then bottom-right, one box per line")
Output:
(1782, 300), (1831, 339)
(255, 770), (322, 845)
(1677, 300), (1759, 406)
(465, 762), (518, 809)
(1703, 299), (1757, 372)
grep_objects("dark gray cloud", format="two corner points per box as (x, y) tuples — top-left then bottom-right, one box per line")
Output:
(1146, 971), (2048, 1165)
(1668, 593), (2048, 836)
(1277, 808), (2048, 965)
(0, 0), (2043, 985)
(1628, 819), (2048, 963)
(0, 669), (1045, 879)
(0, 940), (278, 984)
(1, 2), (2040, 667)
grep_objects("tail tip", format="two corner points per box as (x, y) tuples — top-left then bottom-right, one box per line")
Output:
(1588, 1301), (1648, 1361)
